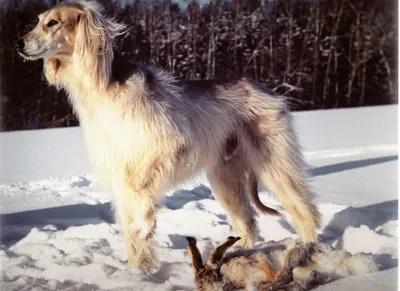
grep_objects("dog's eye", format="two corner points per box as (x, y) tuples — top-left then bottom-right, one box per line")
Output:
(47, 20), (59, 27)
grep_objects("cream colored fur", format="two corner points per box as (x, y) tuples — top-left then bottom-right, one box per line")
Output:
(18, 0), (321, 274)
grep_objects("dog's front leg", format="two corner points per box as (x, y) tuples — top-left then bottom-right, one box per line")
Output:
(113, 182), (158, 274)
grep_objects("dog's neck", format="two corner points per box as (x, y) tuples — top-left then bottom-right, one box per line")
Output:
(44, 48), (114, 90)
(44, 49), (154, 94)
(43, 52), (112, 121)
(43, 49), (155, 119)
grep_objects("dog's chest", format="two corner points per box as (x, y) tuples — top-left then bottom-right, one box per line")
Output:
(78, 105), (162, 166)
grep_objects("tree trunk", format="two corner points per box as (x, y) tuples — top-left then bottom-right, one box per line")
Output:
(322, 0), (343, 108)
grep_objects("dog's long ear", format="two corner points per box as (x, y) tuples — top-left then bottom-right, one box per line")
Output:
(74, 2), (126, 89)
(44, 57), (61, 89)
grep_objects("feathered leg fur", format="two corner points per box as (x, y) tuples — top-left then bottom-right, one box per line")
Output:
(238, 82), (321, 243)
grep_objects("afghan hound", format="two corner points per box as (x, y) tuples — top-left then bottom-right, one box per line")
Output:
(17, 0), (320, 274)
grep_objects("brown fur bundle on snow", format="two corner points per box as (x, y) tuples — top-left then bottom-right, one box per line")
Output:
(186, 236), (379, 291)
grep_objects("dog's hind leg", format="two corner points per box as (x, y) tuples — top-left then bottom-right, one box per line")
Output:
(242, 95), (320, 242)
(207, 154), (258, 248)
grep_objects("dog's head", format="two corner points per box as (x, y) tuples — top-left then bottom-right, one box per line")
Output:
(16, 1), (126, 62)
(16, 2), (81, 60)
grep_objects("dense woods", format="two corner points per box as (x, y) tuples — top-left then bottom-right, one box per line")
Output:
(0, 0), (397, 131)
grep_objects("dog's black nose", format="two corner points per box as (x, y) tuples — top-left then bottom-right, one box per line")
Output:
(16, 39), (25, 51)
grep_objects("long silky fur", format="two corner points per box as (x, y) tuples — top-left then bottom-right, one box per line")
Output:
(24, 0), (321, 274)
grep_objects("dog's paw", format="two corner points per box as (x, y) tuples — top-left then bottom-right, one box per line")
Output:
(127, 241), (158, 275)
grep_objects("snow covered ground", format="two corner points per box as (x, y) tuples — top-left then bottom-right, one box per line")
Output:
(0, 105), (398, 290)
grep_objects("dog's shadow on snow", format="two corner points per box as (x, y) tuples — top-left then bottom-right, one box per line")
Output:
(0, 202), (116, 246)
(163, 184), (214, 210)
(0, 184), (215, 246)
(308, 155), (398, 177)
